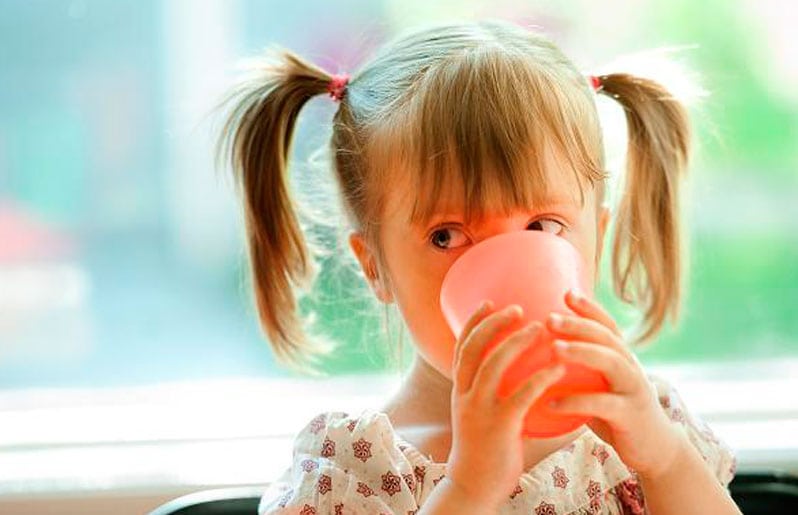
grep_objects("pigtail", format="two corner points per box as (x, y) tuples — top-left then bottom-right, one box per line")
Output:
(215, 48), (337, 372)
(598, 74), (691, 345)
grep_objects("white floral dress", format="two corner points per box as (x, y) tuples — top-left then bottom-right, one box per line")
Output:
(258, 375), (736, 514)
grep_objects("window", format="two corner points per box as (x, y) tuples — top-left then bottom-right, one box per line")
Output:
(1, 1), (795, 512)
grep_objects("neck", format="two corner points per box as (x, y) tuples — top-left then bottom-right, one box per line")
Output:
(385, 353), (453, 427)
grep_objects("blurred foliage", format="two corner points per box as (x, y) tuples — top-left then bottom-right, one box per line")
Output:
(644, 0), (798, 177)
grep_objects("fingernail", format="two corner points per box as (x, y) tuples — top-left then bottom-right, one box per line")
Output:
(506, 305), (523, 317)
(549, 313), (563, 328)
(554, 340), (569, 353)
(569, 289), (583, 302)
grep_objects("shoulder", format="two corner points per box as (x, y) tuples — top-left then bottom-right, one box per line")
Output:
(258, 410), (423, 515)
(648, 373), (738, 487)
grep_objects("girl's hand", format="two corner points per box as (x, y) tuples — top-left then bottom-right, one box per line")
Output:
(445, 301), (566, 509)
(546, 290), (686, 479)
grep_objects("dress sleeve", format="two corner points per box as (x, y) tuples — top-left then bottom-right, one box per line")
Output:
(649, 374), (738, 488)
(258, 412), (420, 515)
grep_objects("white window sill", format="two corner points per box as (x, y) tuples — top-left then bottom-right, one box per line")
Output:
(1, 359), (796, 501)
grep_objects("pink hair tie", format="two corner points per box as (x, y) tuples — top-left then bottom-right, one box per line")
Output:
(589, 75), (604, 92)
(327, 73), (350, 102)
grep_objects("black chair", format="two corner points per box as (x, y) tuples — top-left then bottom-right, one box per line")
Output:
(149, 471), (798, 514)
(148, 486), (263, 515)
(729, 470), (798, 514)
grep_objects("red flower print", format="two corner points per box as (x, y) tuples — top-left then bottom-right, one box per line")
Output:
(551, 466), (569, 489)
(658, 395), (671, 409)
(414, 465), (426, 485)
(589, 496), (602, 514)
(398, 443), (407, 452)
(301, 459), (319, 473)
(309, 414), (327, 435)
(318, 474), (332, 495)
(534, 501), (557, 515)
(352, 438), (373, 462)
(334, 503), (343, 515)
(300, 504), (317, 515)
(591, 443), (609, 465)
(509, 483), (523, 499)
(357, 481), (375, 497)
(614, 477), (645, 514)
(432, 475), (444, 486)
(346, 419), (357, 432)
(670, 407), (685, 423)
(382, 470), (402, 496)
(321, 437), (336, 458)
(403, 473), (416, 492)
(560, 442), (576, 454)
(586, 479), (602, 499)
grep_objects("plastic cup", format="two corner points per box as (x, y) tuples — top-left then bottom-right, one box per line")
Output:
(439, 230), (609, 438)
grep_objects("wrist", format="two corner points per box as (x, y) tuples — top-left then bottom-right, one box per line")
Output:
(637, 423), (691, 482)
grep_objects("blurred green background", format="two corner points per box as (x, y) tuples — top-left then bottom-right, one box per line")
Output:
(0, 0), (795, 387)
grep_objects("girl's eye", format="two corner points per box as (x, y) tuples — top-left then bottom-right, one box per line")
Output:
(429, 227), (470, 250)
(527, 218), (565, 234)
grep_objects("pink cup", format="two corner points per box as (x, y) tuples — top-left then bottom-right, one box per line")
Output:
(439, 230), (609, 437)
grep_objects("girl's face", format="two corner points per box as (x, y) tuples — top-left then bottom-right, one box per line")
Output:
(349, 161), (610, 380)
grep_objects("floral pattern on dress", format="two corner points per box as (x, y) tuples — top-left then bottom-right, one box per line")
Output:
(318, 474), (332, 496)
(352, 438), (373, 463)
(258, 374), (736, 514)
(552, 466), (570, 489)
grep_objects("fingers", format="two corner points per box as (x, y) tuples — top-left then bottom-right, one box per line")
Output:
(506, 364), (566, 414)
(471, 321), (542, 397)
(452, 300), (493, 371)
(547, 311), (634, 363)
(549, 392), (625, 419)
(455, 304), (523, 394)
(553, 340), (637, 393)
(458, 300), (494, 342)
(565, 290), (622, 337)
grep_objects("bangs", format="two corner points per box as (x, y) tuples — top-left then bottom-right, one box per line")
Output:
(368, 44), (608, 227)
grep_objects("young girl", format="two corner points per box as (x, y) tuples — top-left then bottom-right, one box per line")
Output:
(216, 19), (739, 514)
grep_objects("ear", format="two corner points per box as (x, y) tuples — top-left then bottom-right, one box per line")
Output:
(595, 204), (611, 271)
(348, 232), (394, 304)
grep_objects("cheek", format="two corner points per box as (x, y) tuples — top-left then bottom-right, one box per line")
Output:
(385, 250), (459, 378)
(395, 297), (457, 378)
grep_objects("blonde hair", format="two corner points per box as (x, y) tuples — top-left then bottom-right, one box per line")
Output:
(214, 19), (691, 372)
